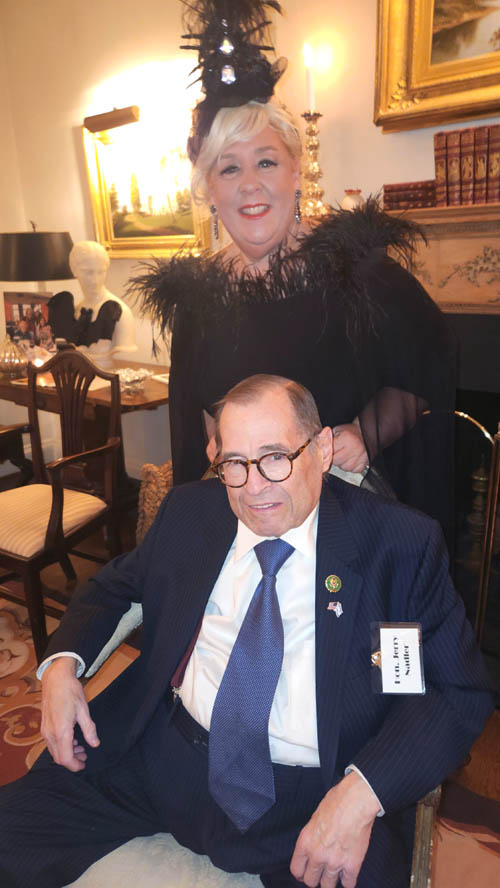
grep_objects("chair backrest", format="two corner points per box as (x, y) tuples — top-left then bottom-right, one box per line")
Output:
(419, 409), (494, 635)
(422, 408), (493, 518)
(26, 346), (121, 489)
(476, 422), (500, 646)
(451, 411), (493, 547)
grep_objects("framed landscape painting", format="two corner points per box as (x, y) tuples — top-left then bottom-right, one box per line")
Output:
(83, 124), (210, 259)
(374, 0), (500, 132)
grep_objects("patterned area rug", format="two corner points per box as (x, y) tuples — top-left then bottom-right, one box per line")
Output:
(0, 592), (138, 786)
(0, 596), (52, 782)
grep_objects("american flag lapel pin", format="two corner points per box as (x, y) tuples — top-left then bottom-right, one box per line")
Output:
(327, 600), (343, 618)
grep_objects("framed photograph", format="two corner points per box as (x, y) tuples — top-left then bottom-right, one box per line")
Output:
(374, 0), (500, 133)
(3, 292), (55, 348)
(83, 124), (210, 259)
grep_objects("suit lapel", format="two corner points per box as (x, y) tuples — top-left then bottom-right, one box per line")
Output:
(315, 481), (363, 786)
(131, 483), (238, 740)
(150, 483), (238, 667)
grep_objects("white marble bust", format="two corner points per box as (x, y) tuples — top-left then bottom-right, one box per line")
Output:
(69, 241), (137, 367)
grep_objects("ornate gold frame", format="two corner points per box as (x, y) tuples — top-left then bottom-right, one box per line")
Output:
(83, 127), (210, 259)
(374, 0), (500, 133)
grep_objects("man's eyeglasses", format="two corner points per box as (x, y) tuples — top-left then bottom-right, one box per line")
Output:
(211, 439), (312, 488)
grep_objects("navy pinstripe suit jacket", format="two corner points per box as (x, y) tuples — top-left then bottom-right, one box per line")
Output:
(45, 475), (493, 813)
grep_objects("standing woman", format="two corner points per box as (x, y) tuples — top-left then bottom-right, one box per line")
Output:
(130, 0), (456, 541)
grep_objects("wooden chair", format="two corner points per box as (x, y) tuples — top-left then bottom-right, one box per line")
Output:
(420, 408), (495, 626)
(476, 421), (500, 646)
(410, 786), (441, 886)
(0, 421), (33, 483)
(0, 346), (122, 661)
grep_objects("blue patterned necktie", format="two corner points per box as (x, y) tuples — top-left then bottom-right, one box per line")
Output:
(208, 538), (294, 832)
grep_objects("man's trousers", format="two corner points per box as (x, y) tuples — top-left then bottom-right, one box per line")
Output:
(0, 697), (413, 888)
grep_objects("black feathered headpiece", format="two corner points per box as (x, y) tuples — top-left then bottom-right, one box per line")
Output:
(180, 0), (286, 162)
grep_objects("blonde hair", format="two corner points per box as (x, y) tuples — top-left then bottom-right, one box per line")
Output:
(191, 101), (302, 206)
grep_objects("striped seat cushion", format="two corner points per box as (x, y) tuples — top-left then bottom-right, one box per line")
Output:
(0, 484), (107, 558)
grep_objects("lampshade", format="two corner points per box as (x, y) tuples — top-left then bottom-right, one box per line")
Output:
(0, 232), (74, 281)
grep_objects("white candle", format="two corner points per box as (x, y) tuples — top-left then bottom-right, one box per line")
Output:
(306, 67), (315, 112)
(303, 44), (315, 112)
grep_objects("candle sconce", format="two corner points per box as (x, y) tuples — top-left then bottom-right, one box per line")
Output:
(301, 112), (331, 219)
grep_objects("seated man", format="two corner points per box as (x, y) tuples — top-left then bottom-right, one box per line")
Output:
(0, 374), (493, 888)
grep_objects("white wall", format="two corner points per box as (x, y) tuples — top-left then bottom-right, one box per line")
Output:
(0, 12), (60, 469)
(0, 21), (24, 232)
(1, 0), (499, 474)
(0, 13), (25, 338)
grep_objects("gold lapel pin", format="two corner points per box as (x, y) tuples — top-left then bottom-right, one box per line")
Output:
(325, 574), (342, 594)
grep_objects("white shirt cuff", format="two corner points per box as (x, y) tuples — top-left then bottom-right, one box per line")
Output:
(345, 764), (385, 817)
(36, 652), (86, 680)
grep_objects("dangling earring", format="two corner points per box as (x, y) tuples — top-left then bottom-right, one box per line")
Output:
(294, 189), (302, 223)
(210, 204), (219, 240)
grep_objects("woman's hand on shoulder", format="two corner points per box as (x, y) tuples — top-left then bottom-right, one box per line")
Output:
(332, 422), (368, 474)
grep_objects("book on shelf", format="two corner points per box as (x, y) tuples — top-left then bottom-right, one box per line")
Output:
(383, 179), (435, 193)
(434, 132), (447, 205)
(473, 126), (489, 203)
(383, 188), (435, 200)
(460, 128), (474, 206)
(382, 180), (436, 210)
(388, 123), (500, 210)
(384, 199), (435, 210)
(487, 123), (500, 203)
(446, 130), (461, 205)
(430, 123), (500, 207)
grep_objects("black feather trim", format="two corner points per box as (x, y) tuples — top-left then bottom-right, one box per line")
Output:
(126, 198), (423, 353)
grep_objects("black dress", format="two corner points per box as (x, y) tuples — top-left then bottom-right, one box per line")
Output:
(130, 202), (456, 540)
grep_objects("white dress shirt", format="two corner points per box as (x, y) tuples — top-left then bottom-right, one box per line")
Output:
(180, 506), (320, 766)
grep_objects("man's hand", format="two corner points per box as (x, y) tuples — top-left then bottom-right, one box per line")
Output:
(331, 423), (368, 475)
(290, 772), (379, 888)
(41, 656), (100, 772)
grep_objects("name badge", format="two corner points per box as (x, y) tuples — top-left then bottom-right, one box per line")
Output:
(371, 622), (425, 695)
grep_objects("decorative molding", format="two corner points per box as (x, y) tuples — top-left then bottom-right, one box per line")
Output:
(387, 78), (427, 112)
(387, 204), (500, 310)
